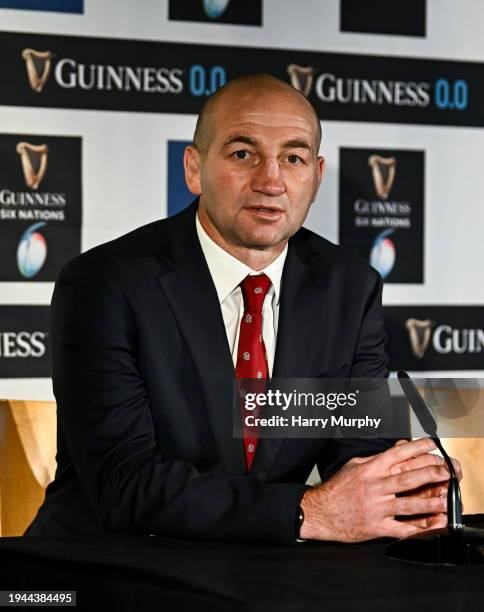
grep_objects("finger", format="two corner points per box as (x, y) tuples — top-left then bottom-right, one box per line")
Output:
(394, 439), (409, 447)
(393, 454), (462, 485)
(424, 513), (448, 530)
(410, 482), (448, 498)
(390, 452), (446, 475)
(391, 494), (447, 516)
(398, 512), (448, 530)
(380, 438), (437, 471)
(382, 465), (450, 495)
(395, 480), (449, 500)
(450, 457), (463, 482)
(398, 516), (433, 529)
(382, 518), (427, 540)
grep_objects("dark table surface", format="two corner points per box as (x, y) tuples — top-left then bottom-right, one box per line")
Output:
(1, 516), (484, 612)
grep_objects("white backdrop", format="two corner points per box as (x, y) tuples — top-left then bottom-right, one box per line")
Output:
(1, 0), (483, 399)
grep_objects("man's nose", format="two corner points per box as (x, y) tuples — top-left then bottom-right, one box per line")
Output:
(250, 159), (285, 196)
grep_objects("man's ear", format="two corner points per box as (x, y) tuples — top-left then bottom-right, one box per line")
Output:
(184, 145), (202, 196)
(317, 155), (326, 187)
(310, 155), (326, 204)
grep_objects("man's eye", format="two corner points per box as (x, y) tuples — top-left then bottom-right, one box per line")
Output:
(233, 150), (250, 160)
(287, 154), (301, 164)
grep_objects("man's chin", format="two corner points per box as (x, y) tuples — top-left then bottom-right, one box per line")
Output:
(238, 233), (288, 251)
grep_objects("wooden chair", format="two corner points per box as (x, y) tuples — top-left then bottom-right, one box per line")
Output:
(0, 400), (57, 537)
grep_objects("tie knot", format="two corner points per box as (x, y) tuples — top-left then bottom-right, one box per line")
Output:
(240, 274), (272, 313)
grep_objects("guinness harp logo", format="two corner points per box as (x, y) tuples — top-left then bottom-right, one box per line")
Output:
(405, 318), (433, 359)
(286, 65), (314, 97)
(21, 48), (53, 93)
(368, 155), (397, 199)
(16, 142), (49, 190)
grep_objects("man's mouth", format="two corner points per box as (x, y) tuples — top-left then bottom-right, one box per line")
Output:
(246, 206), (284, 217)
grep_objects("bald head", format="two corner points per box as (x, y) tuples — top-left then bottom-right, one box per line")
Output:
(193, 74), (322, 156)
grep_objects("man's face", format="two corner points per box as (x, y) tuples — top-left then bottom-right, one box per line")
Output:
(184, 87), (325, 255)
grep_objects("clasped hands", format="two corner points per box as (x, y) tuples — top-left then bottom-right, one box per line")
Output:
(300, 438), (463, 542)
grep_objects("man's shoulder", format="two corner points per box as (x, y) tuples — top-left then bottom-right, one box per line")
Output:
(291, 225), (380, 283)
(60, 205), (196, 280)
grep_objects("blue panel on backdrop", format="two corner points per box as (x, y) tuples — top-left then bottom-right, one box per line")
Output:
(0, 0), (83, 12)
(167, 140), (193, 217)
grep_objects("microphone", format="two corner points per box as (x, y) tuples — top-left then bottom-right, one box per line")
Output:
(385, 370), (484, 565)
(397, 370), (463, 531)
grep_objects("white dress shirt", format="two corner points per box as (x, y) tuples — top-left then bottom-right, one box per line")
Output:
(196, 213), (287, 376)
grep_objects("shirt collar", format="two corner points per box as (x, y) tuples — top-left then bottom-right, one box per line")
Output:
(195, 212), (287, 305)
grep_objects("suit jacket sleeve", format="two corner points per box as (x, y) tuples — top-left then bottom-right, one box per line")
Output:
(51, 256), (306, 544)
(317, 271), (394, 479)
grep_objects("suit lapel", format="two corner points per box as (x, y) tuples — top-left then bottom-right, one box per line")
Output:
(155, 206), (328, 479)
(156, 206), (246, 475)
(273, 246), (327, 379)
(250, 243), (327, 478)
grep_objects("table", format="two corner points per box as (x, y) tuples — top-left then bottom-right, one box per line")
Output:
(1, 516), (484, 611)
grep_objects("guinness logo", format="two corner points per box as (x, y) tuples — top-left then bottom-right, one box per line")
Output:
(286, 64), (314, 97)
(406, 318), (433, 359)
(21, 48), (53, 93)
(16, 142), (49, 190)
(368, 155), (397, 199)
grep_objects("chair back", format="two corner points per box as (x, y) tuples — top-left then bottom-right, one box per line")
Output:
(0, 399), (57, 537)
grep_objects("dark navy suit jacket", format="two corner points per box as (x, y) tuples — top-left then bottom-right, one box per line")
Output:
(27, 203), (391, 543)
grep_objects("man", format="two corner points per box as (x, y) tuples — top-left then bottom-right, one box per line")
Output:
(27, 75), (456, 543)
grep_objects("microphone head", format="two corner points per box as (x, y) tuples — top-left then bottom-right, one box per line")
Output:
(397, 370), (438, 437)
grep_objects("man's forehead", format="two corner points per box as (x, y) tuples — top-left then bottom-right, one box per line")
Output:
(195, 81), (322, 153)
(219, 113), (313, 134)
(214, 103), (317, 143)
(236, 111), (312, 127)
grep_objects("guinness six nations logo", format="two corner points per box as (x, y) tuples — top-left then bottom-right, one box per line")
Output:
(0, 134), (82, 282)
(339, 147), (424, 284)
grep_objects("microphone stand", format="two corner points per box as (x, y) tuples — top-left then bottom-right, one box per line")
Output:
(385, 371), (484, 565)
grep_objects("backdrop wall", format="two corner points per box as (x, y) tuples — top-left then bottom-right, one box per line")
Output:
(1, 0), (483, 401)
